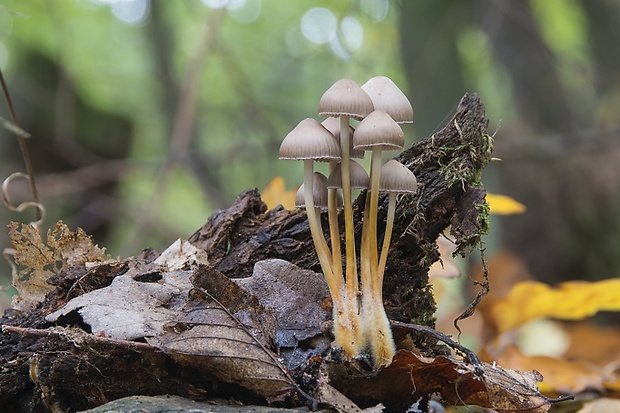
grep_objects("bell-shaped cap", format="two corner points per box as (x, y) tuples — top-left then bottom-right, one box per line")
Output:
(361, 76), (413, 123)
(353, 110), (404, 151)
(280, 118), (341, 162)
(318, 78), (374, 121)
(295, 172), (331, 208)
(327, 160), (370, 189)
(321, 117), (364, 159)
(379, 160), (417, 194)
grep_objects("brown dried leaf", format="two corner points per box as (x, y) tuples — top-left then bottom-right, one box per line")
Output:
(47, 221), (110, 268)
(45, 272), (182, 340)
(148, 265), (296, 399)
(235, 259), (330, 347)
(329, 350), (552, 412)
(8, 221), (56, 310)
(8, 221), (111, 311)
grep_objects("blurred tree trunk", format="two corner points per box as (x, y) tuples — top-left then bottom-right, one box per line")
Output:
(398, 0), (620, 291)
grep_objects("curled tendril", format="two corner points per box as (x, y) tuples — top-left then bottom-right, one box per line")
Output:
(2, 172), (45, 230)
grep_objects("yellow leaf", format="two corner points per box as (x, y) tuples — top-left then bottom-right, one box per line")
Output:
(486, 193), (526, 215)
(491, 279), (620, 333)
(261, 177), (298, 211)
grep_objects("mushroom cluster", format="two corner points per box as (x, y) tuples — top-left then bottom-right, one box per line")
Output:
(279, 77), (417, 368)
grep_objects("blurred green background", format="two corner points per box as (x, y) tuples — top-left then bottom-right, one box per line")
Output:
(1, 0), (620, 309)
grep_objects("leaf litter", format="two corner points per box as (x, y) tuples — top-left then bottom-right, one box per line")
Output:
(22, 232), (570, 410)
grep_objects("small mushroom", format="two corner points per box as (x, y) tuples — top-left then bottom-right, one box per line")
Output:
(353, 111), (404, 367)
(364, 160), (417, 366)
(318, 79), (374, 358)
(361, 76), (413, 123)
(279, 118), (342, 304)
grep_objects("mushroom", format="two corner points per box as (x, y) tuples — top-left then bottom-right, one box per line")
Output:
(319, 79), (374, 358)
(361, 160), (417, 366)
(279, 118), (341, 303)
(361, 76), (414, 123)
(353, 110), (404, 367)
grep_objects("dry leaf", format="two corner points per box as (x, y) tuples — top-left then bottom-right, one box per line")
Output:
(8, 221), (110, 311)
(148, 266), (296, 399)
(47, 221), (110, 268)
(490, 279), (620, 333)
(7, 222), (55, 310)
(236, 259), (330, 347)
(154, 238), (209, 271)
(45, 270), (187, 340)
(576, 398), (620, 413)
(261, 177), (298, 211)
(328, 350), (552, 412)
(494, 345), (605, 394)
(486, 193), (526, 215)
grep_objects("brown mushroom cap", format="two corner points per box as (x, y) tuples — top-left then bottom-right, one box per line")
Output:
(361, 76), (413, 123)
(379, 160), (417, 193)
(321, 117), (364, 159)
(279, 118), (341, 161)
(296, 172), (337, 208)
(318, 78), (374, 120)
(327, 160), (370, 189)
(352, 110), (404, 151)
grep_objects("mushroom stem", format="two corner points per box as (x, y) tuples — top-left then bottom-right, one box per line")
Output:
(339, 116), (358, 302)
(376, 192), (396, 296)
(327, 185), (342, 281)
(366, 147), (396, 367)
(339, 115), (363, 352)
(303, 160), (340, 302)
(304, 160), (358, 358)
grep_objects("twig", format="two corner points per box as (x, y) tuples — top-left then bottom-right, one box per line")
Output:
(0, 67), (41, 221)
(390, 320), (481, 365)
(1, 324), (158, 352)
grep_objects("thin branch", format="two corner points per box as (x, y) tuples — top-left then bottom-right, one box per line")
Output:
(0, 67), (41, 221)
(2, 324), (158, 352)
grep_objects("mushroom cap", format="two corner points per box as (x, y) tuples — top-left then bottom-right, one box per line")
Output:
(321, 117), (364, 159)
(279, 118), (341, 162)
(353, 110), (404, 151)
(295, 172), (338, 208)
(379, 160), (417, 193)
(327, 160), (370, 189)
(361, 76), (413, 123)
(318, 78), (374, 121)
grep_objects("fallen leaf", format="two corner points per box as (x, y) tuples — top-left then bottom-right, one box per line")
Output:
(148, 265), (295, 399)
(236, 259), (330, 347)
(154, 238), (209, 271)
(45, 270), (186, 340)
(576, 398), (620, 413)
(261, 177), (298, 211)
(328, 350), (552, 412)
(494, 345), (604, 394)
(486, 193), (526, 215)
(47, 221), (110, 268)
(489, 279), (620, 333)
(8, 221), (110, 311)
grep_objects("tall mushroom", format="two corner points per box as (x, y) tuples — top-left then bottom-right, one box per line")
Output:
(363, 160), (417, 365)
(353, 110), (404, 367)
(279, 118), (341, 302)
(319, 79), (374, 358)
